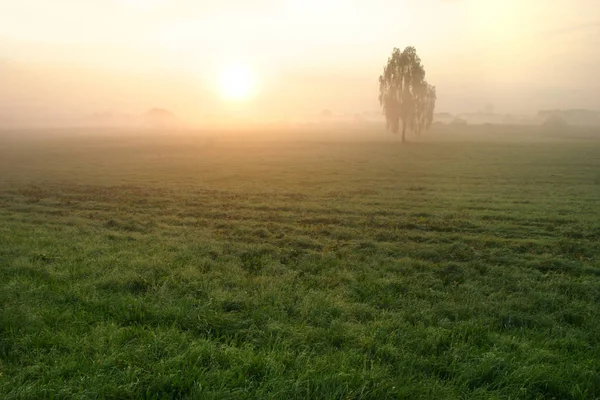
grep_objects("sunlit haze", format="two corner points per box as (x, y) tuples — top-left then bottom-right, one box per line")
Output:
(218, 64), (259, 102)
(1, 0), (599, 126)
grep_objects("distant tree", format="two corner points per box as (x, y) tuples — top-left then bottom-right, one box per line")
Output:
(541, 114), (568, 130)
(378, 46), (436, 142)
(320, 109), (333, 119)
(450, 117), (467, 126)
(144, 108), (177, 129)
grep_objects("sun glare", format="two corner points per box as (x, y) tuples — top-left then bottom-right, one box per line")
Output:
(218, 64), (258, 101)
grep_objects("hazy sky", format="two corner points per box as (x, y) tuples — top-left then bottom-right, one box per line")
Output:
(1, 0), (599, 124)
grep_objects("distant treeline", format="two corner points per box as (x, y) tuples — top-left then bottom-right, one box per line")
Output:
(433, 109), (600, 127)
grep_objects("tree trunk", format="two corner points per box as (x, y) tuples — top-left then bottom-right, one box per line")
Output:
(401, 120), (406, 143)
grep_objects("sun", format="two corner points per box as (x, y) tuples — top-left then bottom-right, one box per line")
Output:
(218, 64), (258, 101)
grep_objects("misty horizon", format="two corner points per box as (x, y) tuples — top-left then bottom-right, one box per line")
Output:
(2, 0), (600, 128)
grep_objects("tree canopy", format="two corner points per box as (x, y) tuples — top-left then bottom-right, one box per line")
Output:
(378, 47), (436, 142)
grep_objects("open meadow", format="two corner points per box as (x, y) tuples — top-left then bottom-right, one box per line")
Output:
(1, 125), (599, 399)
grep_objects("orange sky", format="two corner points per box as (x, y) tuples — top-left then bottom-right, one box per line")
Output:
(1, 0), (599, 125)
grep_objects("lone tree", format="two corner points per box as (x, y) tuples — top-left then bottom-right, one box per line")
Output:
(378, 47), (436, 142)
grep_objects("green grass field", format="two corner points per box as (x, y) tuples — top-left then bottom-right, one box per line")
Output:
(1, 126), (599, 399)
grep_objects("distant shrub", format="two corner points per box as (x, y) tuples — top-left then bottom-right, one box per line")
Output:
(450, 117), (467, 125)
(541, 114), (569, 130)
